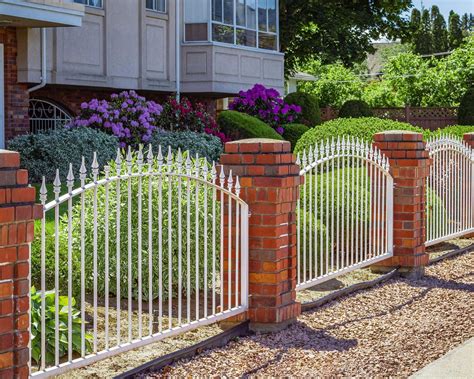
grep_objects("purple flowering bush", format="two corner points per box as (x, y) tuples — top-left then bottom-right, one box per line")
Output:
(69, 90), (162, 147)
(229, 84), (302, 134)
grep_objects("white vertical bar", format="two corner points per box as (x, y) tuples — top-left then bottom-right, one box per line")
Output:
(308, 148), (313, 280)
(147, 147), (154, 336)
(115, 151), (122, 346)
(227, 171), (233, 310)
(157, 147), (163, 333)
(219, 166), (225, 310)
(66, 165), (74, 362)
(296, 154), (301, 284)
(235, 180), (240, 308)
(351, 140), (355, 264)
(211, 164), (217, 315)
(137, 148), (144, 339)
(340, 139), (344, 270)
(331, 139), (335, 272)
(167, 148), (173, 329)
(335, 138), (340, 271)
(203, 164), (209, 317)
(195, 157), (200, 319)
(240, 204), (249, 309)
(79, 159), (86, 355)
(325, 142), (329, 275)
(53, 170), (61, 366)
(186, 155), (192, 323)
(177, 150), (183, 326)
(302, 152), (307, 283)
(39, 178), (47, 371)
(92, 154), (99, 353)
(126, 148), (133, 342)
(313, 147), (319, 277)
(104, 165), (110, 350)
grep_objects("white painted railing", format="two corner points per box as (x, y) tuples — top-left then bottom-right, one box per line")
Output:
(31, 146), (248, 378)
(426, 135), (474, 246)
(296, 137), (394, 291)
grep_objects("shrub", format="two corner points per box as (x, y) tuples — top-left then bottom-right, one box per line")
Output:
(229, 84), (301, 134)
(284, 91), (321, 126)
(458, 87), (474, 125)
(157, 96), (228, 143)
(339, 100), (373, 118)
(218, 111), (284, 141)
(150, 130), (223, 163)
(294, 117), (423, 154)
(282, 124), (309, 150)
(30, 287), (92, 365)
(429, 124), (474, 139)
(30, 150), (220, 301)
(69, 90), (162, 147)
(7, 127), (118, 183)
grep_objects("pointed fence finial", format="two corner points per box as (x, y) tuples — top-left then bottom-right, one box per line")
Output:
(227, 169), (233, 191)
(147, 144), (154, 170)
(80, 156), (87, 187)
(176, 148), (183, 174)
(40, 176), (48, 204)
(92, 152), (99, 181)
(211, 161), (217, 183)
(235, 176), (241, 197)
(115, 148), (122, 176)
(53, 169), (61, 199)
(126, 146), (133, 174)
(219, 164), (225, 187)
(67, 163), (74, 193)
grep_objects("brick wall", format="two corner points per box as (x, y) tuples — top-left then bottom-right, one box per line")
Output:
(1, 28), (29, 142)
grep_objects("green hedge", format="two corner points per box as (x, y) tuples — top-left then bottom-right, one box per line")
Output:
(458, 87), (474, 125)
(429, 125), (474, 139)
(218, 110), (283, 140)
(284, 91), (321, 126)
(7, 127), (118, 183)
(151, 130), (223, 163)
(339, 100), (373, 118)
(294, 117), (424, 154)
(282, 123), (309, 150)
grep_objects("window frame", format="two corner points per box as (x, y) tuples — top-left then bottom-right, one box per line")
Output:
(74, 0), (103, 9)
(146, 0), (167, 14)
(183, 0), (279, 52)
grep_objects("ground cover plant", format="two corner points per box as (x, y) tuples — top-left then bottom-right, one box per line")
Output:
(218, 111), (284, 141)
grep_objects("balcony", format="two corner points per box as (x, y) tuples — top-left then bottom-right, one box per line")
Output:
(0, 0), (84, 27)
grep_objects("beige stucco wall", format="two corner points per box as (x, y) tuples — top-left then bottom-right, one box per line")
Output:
(17, 0), (284, 95)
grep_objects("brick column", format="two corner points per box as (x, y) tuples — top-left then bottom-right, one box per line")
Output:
(220, 138), (301, 332)
(0, 150), (41, 378)
(371, 131), (430, 278)
(463, 132), (474, 148)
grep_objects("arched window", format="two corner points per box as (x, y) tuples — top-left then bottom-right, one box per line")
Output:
(28, 99), (72, 134)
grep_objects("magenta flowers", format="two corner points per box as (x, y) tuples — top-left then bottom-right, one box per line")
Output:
(229, 84), (302, 134)
(69, 90), (162, 147)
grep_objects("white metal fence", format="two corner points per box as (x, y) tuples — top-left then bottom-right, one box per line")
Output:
(31, 146), (248, 377)
(29, 99), (72, 134)
(426, 135), (474, 246)
(296, 137), (394, 291)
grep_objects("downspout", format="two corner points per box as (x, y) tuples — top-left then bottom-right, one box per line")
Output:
(175, 0), (181, 102)
(28, 28), (47, 93)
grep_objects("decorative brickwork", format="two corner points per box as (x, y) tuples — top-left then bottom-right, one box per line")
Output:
(220, 139), (301, 331)
(371, 131), (430, 278)
(463, 132), (474, 148)
(1, 28), (30, 142)
(0, 150), (41, 378)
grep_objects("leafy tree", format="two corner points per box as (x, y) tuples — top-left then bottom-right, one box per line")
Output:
(461, 13), (473, 37)
(431, 6), (448, 53)
(417, 8), (433, 54)
(279, 0), (412, 75)
(448, 11), (464, 49)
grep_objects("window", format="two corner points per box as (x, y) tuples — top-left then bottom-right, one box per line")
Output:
(210, 0), (278, 50)
(74, 0), (103, 8)
(146, 0), (166, 13)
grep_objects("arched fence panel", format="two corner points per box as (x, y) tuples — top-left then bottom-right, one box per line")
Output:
(29, 99), (72, 134)
(426, 135), (474, 246)
(296, 138), (394, 291)
(31, 146), (248, 378)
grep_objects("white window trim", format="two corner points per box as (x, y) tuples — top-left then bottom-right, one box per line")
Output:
(146, 0), (167, 14)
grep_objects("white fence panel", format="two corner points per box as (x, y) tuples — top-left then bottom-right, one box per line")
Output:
(31, 146), (248, 378)
(296, 137), (394, 291)
(426, 135), (474, 246)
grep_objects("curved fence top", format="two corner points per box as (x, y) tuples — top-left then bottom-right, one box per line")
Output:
(426, 134), (473, 159)
(297, 137), (391, 176)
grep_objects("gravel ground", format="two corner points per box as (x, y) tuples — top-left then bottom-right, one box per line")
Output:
(147, 250), (474, 378)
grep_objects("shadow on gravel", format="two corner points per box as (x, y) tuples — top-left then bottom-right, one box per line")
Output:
(242, 321), (357, 377)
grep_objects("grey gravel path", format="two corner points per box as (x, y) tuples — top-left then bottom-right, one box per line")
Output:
(147, 251), (474, 378)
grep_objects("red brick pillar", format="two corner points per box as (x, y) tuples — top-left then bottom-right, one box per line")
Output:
(463, 132), (474, 148)
(220, 139), (302, 332)
(0, 150), (40, 378)
(371, 131), (430, 278)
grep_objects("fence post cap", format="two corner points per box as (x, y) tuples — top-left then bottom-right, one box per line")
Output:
(224, 139), (291, 153)
(374, 130), (423, 142)
(0, 149), (20, 169)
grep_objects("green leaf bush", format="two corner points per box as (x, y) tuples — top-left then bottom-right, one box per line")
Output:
(339, 100), (373, 118)
(429, 124), (474, 139)
(7, 127), (118, 183)
(151, 130), (223, 163)
(217, 111), (283, 141)
(294, 117), (424, 154)
(284, 91), (321, 126)
(458, 87), (474, 125)
(30, 287), (92, 365)
(282, 124), (309, 150)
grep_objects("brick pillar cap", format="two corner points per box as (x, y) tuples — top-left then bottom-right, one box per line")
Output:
(225, 138), (291, 153)
(0, 150), (20, 168)
(374, 130), (423, 142)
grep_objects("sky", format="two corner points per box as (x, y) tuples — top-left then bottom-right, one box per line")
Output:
(411, 0), (473, 19)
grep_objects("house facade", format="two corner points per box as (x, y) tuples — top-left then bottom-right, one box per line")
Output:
(2, 0), (284, 145)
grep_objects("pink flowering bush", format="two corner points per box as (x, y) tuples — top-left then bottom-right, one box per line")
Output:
(158, 96), (229, 143)
(69, 90), (162, 147)
(229, 84), (302, 134)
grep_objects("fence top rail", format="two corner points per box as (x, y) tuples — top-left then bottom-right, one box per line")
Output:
(297, 136), (391, 176)
(40, 145), (246, 212)
(426, 134), (473, 159)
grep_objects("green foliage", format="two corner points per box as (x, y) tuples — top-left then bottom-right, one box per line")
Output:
(150, 130), (223, 163)
(431, 6), (448, 53)
(279, 0), (412, 75)
(30, 287), (92, 365)
(362, 80), (403, 107)
(7, 127), (118, 183)
(294, 117), (423, 154)
(284, 91), (321, 126)
(431, 124), (474, 138)
(458, 88), (474, 125)
(282, 124), (309, 150)
(448, 11), (464, 50)
(217, 111), (283, 140)
(299, 62), (364, 107)
(339, 100), (373, 118)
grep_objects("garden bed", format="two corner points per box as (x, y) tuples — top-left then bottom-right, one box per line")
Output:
(143, 246), (473, 377)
